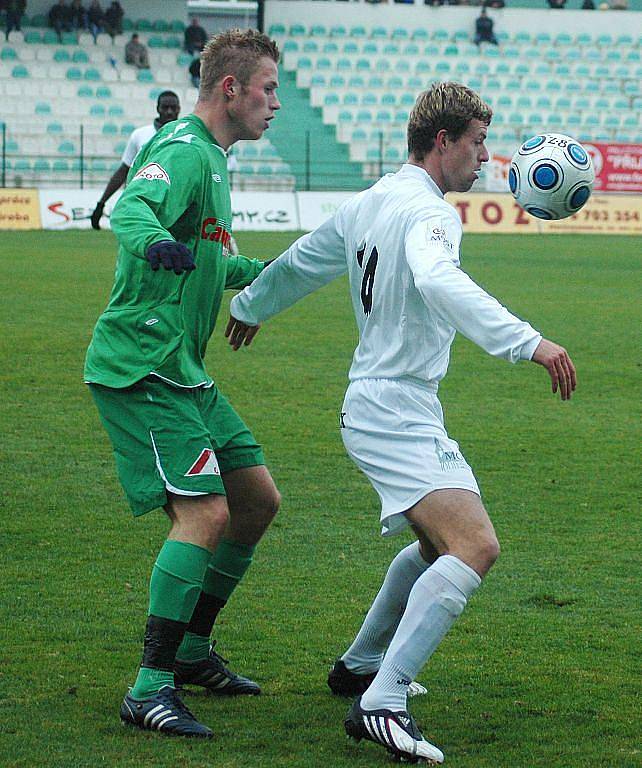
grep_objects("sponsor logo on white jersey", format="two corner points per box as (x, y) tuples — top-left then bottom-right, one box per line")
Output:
(429, 225), (454, 252)
(185, 448), (220, 477)
(133, 162), (171, 184)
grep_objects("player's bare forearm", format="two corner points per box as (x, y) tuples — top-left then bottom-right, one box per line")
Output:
(531, 338), (577, 401)
(225, 316), (260, 351)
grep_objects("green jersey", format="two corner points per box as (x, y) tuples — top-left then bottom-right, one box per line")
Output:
(84, 114), (264, 389)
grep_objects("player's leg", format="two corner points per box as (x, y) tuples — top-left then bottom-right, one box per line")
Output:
(360, 489), (498, 711)
(328, 539), (437, 697)
(90, 380), (228, 735)
(174, 387), (280, 694)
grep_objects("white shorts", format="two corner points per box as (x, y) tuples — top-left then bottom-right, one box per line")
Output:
(340, 378), (480, 537)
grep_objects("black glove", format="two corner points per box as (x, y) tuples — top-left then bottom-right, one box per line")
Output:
(146, 240), (196, 275)
(90, 201), (105, 230)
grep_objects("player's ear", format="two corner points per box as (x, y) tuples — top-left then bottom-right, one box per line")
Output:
(436, 129), (449, 151)
(222, 75), (236, 99)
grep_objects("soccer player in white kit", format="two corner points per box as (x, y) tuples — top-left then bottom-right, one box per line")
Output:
(226, 82), (576, 763)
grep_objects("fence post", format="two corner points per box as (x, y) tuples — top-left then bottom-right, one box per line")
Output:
(305, 130), (311, 192)
(80, 124), (85, 189)
(1, 122), (5, 188)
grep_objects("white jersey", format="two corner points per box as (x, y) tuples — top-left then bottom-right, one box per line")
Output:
(231, 164), (542, 387)
(121, 124), (157, 167)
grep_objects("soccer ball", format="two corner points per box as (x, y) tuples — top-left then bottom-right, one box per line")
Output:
(508, 134), (594, 220)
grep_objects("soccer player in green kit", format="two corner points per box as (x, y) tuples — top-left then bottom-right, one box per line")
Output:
(84, 29), (281, 737)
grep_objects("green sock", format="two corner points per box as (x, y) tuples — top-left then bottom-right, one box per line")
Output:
(130, 667), (175, 701)
(175, 540), (255, 663)
(130, 540), (212, 699)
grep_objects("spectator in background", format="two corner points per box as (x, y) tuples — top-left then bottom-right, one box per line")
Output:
(189, 55), (201, 88)
(5, 0), (27, 40)
(49, 0), (72, 41)
(69, 0), (87, 29)
(103, 0), (122, 37)
(125, 32), (149, 68)
(581, 0), (595, 8)
(547, 0), (566, 7)
(184, 16), (207, 55)
(87, 0), (104, 41)
(485, 0), (505, 8)
(474, 8), (498, 46)
(610, 0), (628, 8)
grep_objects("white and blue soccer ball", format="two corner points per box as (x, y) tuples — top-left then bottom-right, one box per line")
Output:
(508, 134), (594, 220)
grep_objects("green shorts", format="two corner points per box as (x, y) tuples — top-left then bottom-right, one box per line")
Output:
(89, 377), (265, 516)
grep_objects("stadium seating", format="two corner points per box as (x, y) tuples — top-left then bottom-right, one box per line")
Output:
(0, 23), (294, 189)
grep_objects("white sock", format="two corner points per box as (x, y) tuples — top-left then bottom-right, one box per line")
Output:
(360, 554), (481, 713)
(342, 542), (430, 674)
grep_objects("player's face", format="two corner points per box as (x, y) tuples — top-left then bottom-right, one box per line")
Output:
(442, 119), (489, 193)
(157, 96), (180, 125)
(231, 57), (280, 140)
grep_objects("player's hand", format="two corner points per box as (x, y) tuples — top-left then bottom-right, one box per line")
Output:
(531, 338), (577, 401)
(90, 201), (105, 230)
(225, 315), (261, 350)
(146, 240), (196, 275)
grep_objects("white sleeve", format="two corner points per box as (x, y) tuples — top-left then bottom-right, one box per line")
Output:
(230, 212), (348, 326)
(405, 209), (542, 362)
(121, 130), (141, 167)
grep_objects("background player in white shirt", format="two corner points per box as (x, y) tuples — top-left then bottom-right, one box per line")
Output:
(226, 82), (576, 763)
(90, 91), (180, 229)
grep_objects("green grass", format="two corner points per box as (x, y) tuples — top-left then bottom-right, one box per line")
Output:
(0, 231), (640, 768)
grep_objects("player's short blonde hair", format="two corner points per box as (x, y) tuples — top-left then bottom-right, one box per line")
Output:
(408, 82), (492, 160)
(199, 28), (280, 97)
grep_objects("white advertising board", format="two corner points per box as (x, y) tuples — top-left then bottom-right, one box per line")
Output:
(39, 188), (122, 230)
(230, 192), (299, 231)
(297, 191), (356, 231)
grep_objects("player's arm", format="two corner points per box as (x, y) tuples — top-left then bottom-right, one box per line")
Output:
(406, 211), (575, 399)
(90, 163), (129, 230)
(110, 144), (200, 270)
(226, 213), (347, 349)
(224, 255), (266, 290)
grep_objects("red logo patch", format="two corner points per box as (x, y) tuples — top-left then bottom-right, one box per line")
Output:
(185, 449), (220, 476)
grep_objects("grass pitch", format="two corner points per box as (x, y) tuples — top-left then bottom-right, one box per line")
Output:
(0, 230), (639, 768)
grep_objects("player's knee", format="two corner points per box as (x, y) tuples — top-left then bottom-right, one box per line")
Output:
(476, 534), (500, 574)
(260, 485), (281, 523)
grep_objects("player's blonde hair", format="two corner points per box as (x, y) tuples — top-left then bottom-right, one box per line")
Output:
(199, 28), (280, 98)
(408, 82), (492, 160)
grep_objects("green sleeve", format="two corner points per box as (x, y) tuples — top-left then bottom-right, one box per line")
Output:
(110, 142), (203, 258)
(224, 255), (265, 289)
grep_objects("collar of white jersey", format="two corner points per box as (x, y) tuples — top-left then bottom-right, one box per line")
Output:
(398, 163), (444, 199)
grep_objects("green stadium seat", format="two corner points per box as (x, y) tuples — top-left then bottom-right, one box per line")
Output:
(324, 93), (340, 106)
(310, 74), (327, 87)
(72, 50), (89, 63)
(90, 104), (105, 116)
(625, 51), (641, 62)
(5, 139), (20, 153)
(84, 68), (101, 81)
(403, 43), (420, 56)
(535, 32), (552, 45)
(362, 93), (377, 106)
(14, 158), (32, 173)
(121, 123), (135, 135)
(394, 109), (409, 123)
(53, 158), (70, 172)
(46, 121), (63, 133)
(108, 105), (124, 117)
(170, 20), (185, 33)
(605, 50), (621, 62)
(596, 34), (613, 47)
(347, 75), (364, 88)
(330, 25), (347, 38)
(536, 95), (553, 110)
(61, 32), (77, 45)
(310, 24), (327, 37)
(566, 113), (582, 130)
(268, 24), (286, 37)
(392, 28), (409, 40)
(376, 60), (391, 73)
(383, 43), (399, 56)
(342, 41), (358, 54)
(575, 33), (591, 46)
(554, 33), (573, 47)
(11, 64), (28, 78)
(176, 52), (192, 66)
(136, 18), (153, 31)
(289, 24), (306, 37)
(357, 110), (373, 123)
(387, 76), (403, 89)
(494, 62), (510, 76)
(77, 85), (93, 97)
(371, 27), (387, 40)
(356, 58), (371, 71)
(165, 37), (181, 49)
(432, 30), (449, 43)
(148, 36), (164, 48)
(1, 47), (18, 60)
(58, 140), (75, 154)
(152, 20), (169, 32)
(24, 31), (42, 44)
(351, 128), (368, 142)
(322, 42), (338, 54)
(514, 32), (531, 45)
(241, 144), (259, 159)
(411, 29), (428, 42)
(516, 95), (533, 109)
(34, 157), (51, 173)
(564, 49), (580, 61)
(317, 57), (331, 71)
(350, 25), (366, 38)
(396, 60), (411, 74)
(102, 123), (118, 135)
(30, 13), (48, 27)
(96, 85), (112, 98)
(137, 70), (154, 82)
(443, 45), (459, 57)
(66, 67), (82, 80)
(302, 41), (318, 54)
(338, 110), (353, 123)
(35, 101), (52, 114)
(571, 96), (589, 110)
(496, 94), (512, 109)
(91, 159), (107, 171)
(381, 93), (397, 106)
(43, 30), (59, 44)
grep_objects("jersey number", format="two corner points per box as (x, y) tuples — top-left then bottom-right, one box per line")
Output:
(356, 245), (378, 315)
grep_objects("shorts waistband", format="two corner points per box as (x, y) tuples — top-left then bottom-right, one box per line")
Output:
(351, 376), (439, 394)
